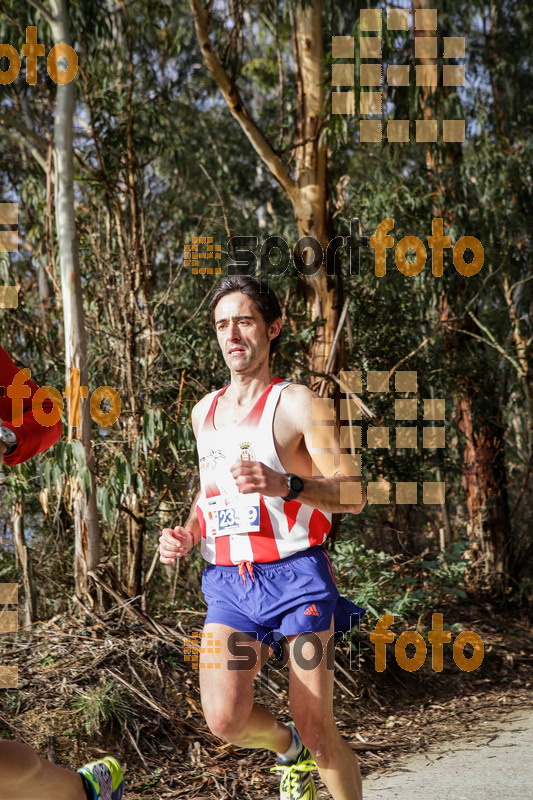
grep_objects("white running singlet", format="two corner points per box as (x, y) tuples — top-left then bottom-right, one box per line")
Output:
(195, 377), (332, 566)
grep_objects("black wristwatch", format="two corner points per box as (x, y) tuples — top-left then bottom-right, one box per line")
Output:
(282, 473), (304, 501)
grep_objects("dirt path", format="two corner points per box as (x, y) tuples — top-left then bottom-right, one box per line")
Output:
(364, 707), (533, 800)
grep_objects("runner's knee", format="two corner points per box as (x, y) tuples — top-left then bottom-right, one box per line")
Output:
(204, 705), (252, 743)
(0, 741), (42, 788)
(292, 716), (338, 762)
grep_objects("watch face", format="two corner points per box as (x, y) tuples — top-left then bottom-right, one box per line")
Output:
(290, 475), (304, 493)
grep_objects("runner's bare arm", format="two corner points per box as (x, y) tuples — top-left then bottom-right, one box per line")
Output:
(158, 399), (206, 563)
(159, 487), (202, 563)
(231, 385), (366, 514)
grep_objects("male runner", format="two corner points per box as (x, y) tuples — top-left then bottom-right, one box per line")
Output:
(0, 344), (124, 800)
(159, 276), (366, 800)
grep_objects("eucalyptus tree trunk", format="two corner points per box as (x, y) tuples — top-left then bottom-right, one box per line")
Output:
(190, 0), (343, 379)
(12, 500), (36, 627)
(48, 0), (101, 602)
(414, 0), (511, 593)
(291, 1), (341, 375)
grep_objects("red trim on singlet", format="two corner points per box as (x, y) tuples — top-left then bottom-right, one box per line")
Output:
(196, 504), (206, 538)
(204, 481), (221, 499)
(247, 496), (281, 562)
(203, 386), (228, 431)
(202, 377), (284, 433)
(285, 500), (302, 533)
(241, 376), (285, 428)
(215, 533), (232, 566)
(308, 508), (331, 547)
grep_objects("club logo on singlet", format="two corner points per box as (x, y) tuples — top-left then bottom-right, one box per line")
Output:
(239, 441), (256, 461)
(199, 448), (226, 473)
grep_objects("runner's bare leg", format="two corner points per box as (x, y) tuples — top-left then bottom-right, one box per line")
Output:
(287, 619), (363, 800)
(199, 622), (292, 753)
(0, 740), (86, 800)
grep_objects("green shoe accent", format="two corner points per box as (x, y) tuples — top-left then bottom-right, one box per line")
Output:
(77, 756), (124, 800)
(271, 746), (317, 800)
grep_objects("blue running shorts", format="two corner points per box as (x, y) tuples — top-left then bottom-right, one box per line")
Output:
(201, 545), (365, 657)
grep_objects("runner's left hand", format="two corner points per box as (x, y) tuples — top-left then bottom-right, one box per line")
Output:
(230, 460), (286, 497)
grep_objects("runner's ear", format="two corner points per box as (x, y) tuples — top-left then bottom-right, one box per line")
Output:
(268, 318), (282, 340)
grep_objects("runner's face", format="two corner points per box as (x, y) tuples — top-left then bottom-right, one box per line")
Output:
(214, 293), (273, 373)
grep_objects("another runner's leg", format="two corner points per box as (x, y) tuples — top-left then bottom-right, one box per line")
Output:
(0, 740), (86, 800)
(288, 619), (363, 800)
(199, 622), (293, 752)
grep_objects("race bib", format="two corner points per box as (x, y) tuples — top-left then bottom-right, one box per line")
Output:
(205, 493), (261, 536)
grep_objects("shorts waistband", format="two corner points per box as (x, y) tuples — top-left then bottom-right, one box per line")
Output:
(211, 545), (325, 573)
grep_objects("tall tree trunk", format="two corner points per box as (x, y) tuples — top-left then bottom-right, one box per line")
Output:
(485, 7), (532, 531)
(414, 0), (511, 592)
(190, 0), (343, 379)
(456, 392), (510, 590)
(438, 284), (511, 594)
(126, 492), (144, 598)
(12, 500), (36, 627)
(48, 0), (100, 602)
(291, 2), (342, 377)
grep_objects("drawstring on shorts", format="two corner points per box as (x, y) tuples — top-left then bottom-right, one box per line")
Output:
(238, 560), (255, 586)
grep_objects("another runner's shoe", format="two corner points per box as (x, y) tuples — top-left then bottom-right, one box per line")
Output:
(271, 728), (317, 800)
(77, 756), (124, 800)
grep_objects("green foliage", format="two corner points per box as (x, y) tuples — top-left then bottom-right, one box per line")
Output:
(331, 540), (470, 622)
(71, 680), (134, 735)
(1, 693), (20, 714)
(141, 768), (163, 788)
(41, 440), (92, 499)
(0, 544), (16, 580)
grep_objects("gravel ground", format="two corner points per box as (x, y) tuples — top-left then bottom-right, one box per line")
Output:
(364, 707), (533, 800)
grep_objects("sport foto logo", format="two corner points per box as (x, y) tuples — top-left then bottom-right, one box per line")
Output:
(0, 583), (18, 688)
(0, 26), (78, 85)
(371, 613), (483, 672)
(3, 367), (122, 429)
(186, 218), (483, 279)
(332, 7), (466, 143)
(184, 613), (484, 674)
(312, 370), (447, 507)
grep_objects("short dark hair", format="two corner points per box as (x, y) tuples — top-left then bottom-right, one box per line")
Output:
(208, 275), (283, 355)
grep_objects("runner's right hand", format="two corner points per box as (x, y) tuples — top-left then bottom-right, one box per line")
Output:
(159, 527), (195, 563)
